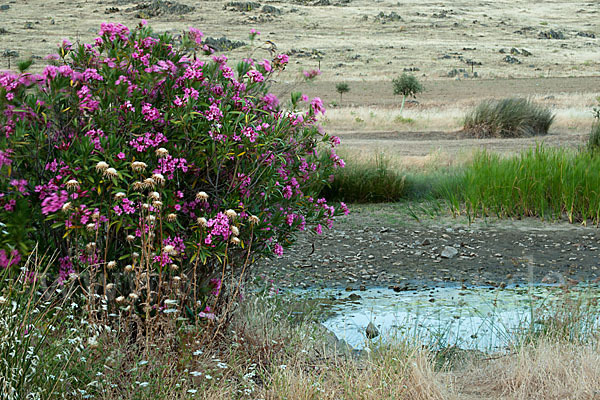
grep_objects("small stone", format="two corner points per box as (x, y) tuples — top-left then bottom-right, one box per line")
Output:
(0, 5), (9, 11)
(421, 238), (431, 246)
(441, 246), (459, 259)
(366, 322), (379, 339)
(347, 293), (361, 301)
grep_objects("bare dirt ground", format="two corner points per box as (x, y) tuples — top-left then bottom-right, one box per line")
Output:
(255, 205), (600, 290)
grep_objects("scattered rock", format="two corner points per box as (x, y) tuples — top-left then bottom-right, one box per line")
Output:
(261, 5), (281, 14)
(539, 29), (565, 40)
(203, 36), (246, 51)
(0, 28), (8, 35)
(374, 11), (402, 23)
(366, 322), (379, 339)
(510, 47), (521, 55)
(503, 55), (521, 64)
(420, 238), (431, 246)
(577, 31), (596, 39)
(0, 4), (9, 11)
(225, 1), (260, 11)
(441, 246), (458, 259)
(127, 0), (195, 17)
(346, 293), (361, 301)
(105, 6), (120, 13)
(24, 22), (34, 30)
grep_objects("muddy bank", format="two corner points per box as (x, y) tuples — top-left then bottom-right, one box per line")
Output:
(254, 204), (600, 290)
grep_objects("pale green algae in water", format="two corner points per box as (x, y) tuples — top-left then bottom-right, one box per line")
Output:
(307, 285), (600, 352)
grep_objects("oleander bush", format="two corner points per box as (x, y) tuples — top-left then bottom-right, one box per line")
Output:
(0, 22), (347, 323)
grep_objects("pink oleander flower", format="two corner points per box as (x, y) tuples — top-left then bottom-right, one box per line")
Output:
(273, 243), (283, 257)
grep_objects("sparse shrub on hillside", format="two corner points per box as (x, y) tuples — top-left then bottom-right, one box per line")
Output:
(392, 73), (423, 114)
(463, 98), (554, 138)
(335, 82), (350, 103)
(0, 22), (347, 323)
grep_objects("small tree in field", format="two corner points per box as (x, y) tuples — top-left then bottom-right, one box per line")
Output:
(335, 82), (350, 103)
(392, 73), (423, 114)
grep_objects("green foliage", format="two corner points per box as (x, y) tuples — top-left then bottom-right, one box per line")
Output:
(392, 73), (423, 98)
(588, 122), (600, 152)
(464, 98), (555, 138)
(588, 97), (600, 152)
(320, 154), (406, 203)
(444, 146), (600, 224)
(335, 82), (350, 102)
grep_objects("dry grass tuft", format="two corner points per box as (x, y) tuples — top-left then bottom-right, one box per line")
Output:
(457, 340), (600, 399)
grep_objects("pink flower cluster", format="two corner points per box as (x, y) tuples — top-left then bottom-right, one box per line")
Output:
(204, 212), (231, 245)
(129, 131), (168, 152)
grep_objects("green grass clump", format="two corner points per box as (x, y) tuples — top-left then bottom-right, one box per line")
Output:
(464, 98), (555, 138)
(320, 155), (406, 203)
(588, 122), (600, 151)
(444, 146), (600, 224)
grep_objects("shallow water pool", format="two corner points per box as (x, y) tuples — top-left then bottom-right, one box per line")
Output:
(300, 284), (600, 352)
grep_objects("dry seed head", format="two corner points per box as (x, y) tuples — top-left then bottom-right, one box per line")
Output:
(152, 173), (165, 185)
(62, 202), (72, 212)
(86, 223), (96, 232)
(248, 215), (260, 225)
(66, 179), (80, 191)
(197, 217), (207, 227)
(147, 215), (156, 222)
(149, 191), (160, 201)
(0, 296), (6, 304)
(126, 234), (135, 242)
(95, 161), (109, 172)
(106, 283), (115, 290)
(173, 276), (181, 283)
(163, 245), (175, 254)
(143, 177), (156, 188)
(106, 261), (116, 270)
(142, 203), (150, 210)
(225, 209), (237, 219)
(156, 147), (169, 157)
(104, 167), (118, 178)
(128, 292), (139, 300)
(167, 213), (177, 222)
(114, 192), (126, 200)
(92, 211), (100, 221)
(86, 242), (96, 252)
(152, 201), (162, 209)
(231, 236), (241, 245)
(131, 161), (147, 172)
(133, 181), (144, 191)
(115, 295), (125, 303)
(132, 252), (139, 259)
(196, 191), (209, 201)
(124, 264), (133, 272)
(170, 264), (179, 271)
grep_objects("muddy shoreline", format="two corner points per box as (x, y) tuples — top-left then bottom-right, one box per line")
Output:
(254, 204), (600, 291)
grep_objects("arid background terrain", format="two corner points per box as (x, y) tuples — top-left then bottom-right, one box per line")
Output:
(1, 0), (599, 160)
